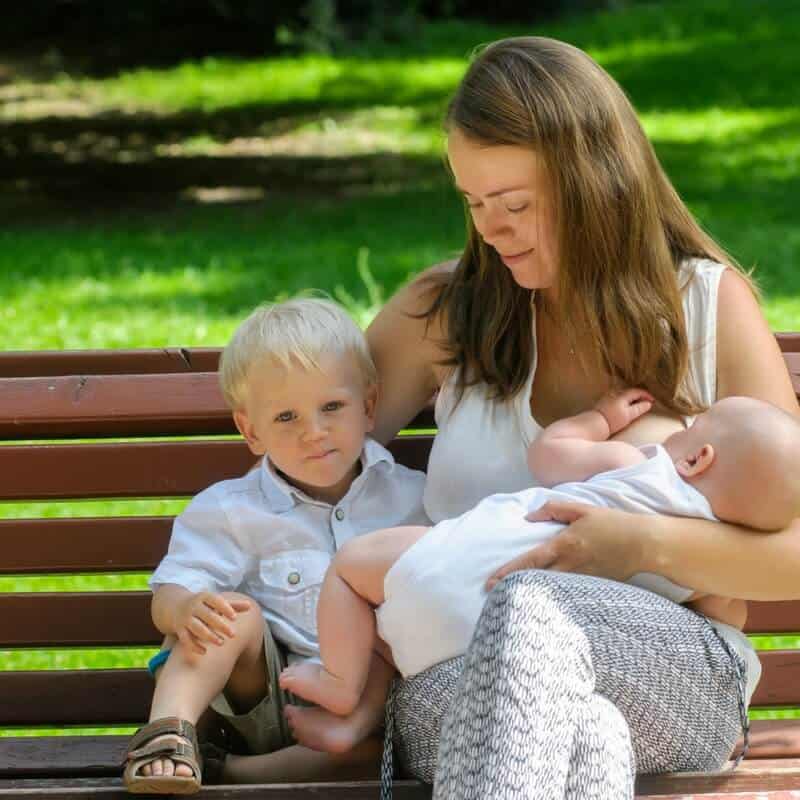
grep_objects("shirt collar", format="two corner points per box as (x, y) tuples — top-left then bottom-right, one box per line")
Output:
(258, 437), (395, 512)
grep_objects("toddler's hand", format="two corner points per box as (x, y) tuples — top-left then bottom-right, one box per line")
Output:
(174, 591), (250, 656)
(594, 388), (653, 435)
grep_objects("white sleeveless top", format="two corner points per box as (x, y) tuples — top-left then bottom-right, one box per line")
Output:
(422, 258), (761, 703)
(424, 258), (721, 522)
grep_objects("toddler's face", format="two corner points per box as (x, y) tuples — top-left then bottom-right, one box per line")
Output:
(235, 352), (376, 504)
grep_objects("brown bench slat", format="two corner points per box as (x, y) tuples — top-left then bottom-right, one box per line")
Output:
(0, 436), (432, 501)
(0, 584), (796, 662)
(752, 650), (800, 706)
(0, 670), (153, 726)
(0, 778), (432, 798)
(0, 518), (172, 575)
(0, 374), (233, 439)
(0, 374), (436, 439)
(1, 654), (799, 727)
(1, 733), (799, 785)
(778, 333), (800, 353)
(0, 441), (253, 501)
(0, 349), (221, 377)
(636, 758), (800, 794)
(746, 601), (800, 635)
(0, 594), (158, 648)
(783, 352), (800, 395)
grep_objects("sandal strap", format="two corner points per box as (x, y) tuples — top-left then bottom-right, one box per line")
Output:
(127, 717), (199, 754)
(127, 737), (196, 762)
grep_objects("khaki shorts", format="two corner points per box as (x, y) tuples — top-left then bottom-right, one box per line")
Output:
(208, 621), (295, 755)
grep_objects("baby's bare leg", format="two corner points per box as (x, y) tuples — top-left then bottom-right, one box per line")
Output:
(279, 525), (428, 715)
(285, 651), (395, 753)
(687, 595), (747, 629)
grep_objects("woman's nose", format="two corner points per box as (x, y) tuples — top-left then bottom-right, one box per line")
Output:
(477, 207), (509, 246)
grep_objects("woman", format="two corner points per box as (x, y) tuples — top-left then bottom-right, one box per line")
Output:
(366, 36), (800, 797)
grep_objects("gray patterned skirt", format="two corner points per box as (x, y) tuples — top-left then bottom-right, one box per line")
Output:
(386, 570), (749, 799)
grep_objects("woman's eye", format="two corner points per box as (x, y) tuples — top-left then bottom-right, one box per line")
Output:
(506, 204), (528, 214)
(275, 411), (295, 423)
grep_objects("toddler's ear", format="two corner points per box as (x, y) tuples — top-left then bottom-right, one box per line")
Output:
(233, 409), (266, 455)
(675, 443), (715, 479)
(364, 383), (379, 432)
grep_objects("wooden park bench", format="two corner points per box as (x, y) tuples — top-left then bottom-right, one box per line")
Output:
(2, 339), (800, 799)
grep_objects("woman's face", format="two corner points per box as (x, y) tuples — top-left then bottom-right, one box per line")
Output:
(447, 127), (559, 292)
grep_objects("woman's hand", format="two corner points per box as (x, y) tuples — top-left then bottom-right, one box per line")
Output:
(486, 501), (649, 590)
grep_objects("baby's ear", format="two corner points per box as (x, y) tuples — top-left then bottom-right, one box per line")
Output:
(233, 409), (266, 455)
(364, 382), (379, 431)
(675, 443), (716, 479)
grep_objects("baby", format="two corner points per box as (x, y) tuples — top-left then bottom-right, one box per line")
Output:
(124, 298), (428, 794)
(279, 389), (800, 726)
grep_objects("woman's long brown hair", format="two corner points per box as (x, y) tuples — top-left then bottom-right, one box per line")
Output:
(423, 36), (752, 415)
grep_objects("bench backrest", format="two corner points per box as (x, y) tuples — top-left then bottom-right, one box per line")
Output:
(1, 339), (800, 731)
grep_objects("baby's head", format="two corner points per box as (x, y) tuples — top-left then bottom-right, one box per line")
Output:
(219, 297), (378, 503)
(663, 397), (800, 530)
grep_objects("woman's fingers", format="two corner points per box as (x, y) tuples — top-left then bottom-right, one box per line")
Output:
(486, 542), (558, 590)
(525, 500), (595, 525)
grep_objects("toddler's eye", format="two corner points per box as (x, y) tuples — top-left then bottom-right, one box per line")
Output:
(275, 411), (295, 423)
(323, 401), (343, 412)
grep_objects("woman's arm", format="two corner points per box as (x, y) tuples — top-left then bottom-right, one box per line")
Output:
(488, 500), (800, 600)
(715, 269), (799, 413)
(366, 261), (455, 445)
(489, 270), (800, 598)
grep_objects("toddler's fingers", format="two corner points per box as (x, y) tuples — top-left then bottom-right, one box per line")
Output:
(204, 593), (240, 622)
(178, 628), (207, 656)
(187, 615), (224, 646)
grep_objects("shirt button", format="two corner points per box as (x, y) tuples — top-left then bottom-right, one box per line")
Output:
(287, 571), (301, 586)
(335, 508), (345, 521)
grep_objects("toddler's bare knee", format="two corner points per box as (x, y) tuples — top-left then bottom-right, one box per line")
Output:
(219, 592), (263, 636)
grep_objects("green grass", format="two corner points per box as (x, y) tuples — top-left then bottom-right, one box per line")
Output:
(3, 0), (800, 730)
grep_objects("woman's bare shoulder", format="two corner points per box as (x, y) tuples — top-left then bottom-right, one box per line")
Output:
(366, 258), (458, 442)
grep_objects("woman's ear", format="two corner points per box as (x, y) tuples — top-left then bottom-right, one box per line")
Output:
(364, 382), (379, 432)
(233, 409), (266, 455)
(675, 443), (716, 479)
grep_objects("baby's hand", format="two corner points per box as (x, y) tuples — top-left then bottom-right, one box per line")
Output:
(594, 388), (653, 436)
(174, 591), (250, 656)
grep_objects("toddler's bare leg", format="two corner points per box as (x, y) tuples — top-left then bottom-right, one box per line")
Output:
(223, 738), (383, 783)
(140, 593), (267, 779)
(285, 651), (395, 753)
(279, 525), (428, 714)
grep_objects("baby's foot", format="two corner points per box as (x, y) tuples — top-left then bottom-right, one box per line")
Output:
(279, 662), (360, 716)
(285, 703), (374, 754)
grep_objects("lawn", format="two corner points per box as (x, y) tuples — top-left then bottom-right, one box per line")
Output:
(2, 0), (799, 732)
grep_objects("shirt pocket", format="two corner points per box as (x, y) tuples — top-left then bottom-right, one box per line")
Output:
(257, 549), (331, 635)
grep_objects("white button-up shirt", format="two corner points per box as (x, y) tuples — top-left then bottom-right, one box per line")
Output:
(150, 437), (428, 658)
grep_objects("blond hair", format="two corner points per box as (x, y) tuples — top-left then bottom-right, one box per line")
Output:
(423, 36), (755, 416)
(219, 297), (377, 409)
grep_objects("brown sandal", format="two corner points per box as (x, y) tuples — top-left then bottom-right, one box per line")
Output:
(123, 717), (202, 795)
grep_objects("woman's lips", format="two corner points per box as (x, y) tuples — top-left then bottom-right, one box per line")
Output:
(500, 248), (533, 266)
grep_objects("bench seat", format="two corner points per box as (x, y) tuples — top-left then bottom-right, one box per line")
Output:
(2, 341), (800, 798)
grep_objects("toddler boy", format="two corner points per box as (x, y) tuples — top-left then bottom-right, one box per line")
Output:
(123, 298), (427, 794)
